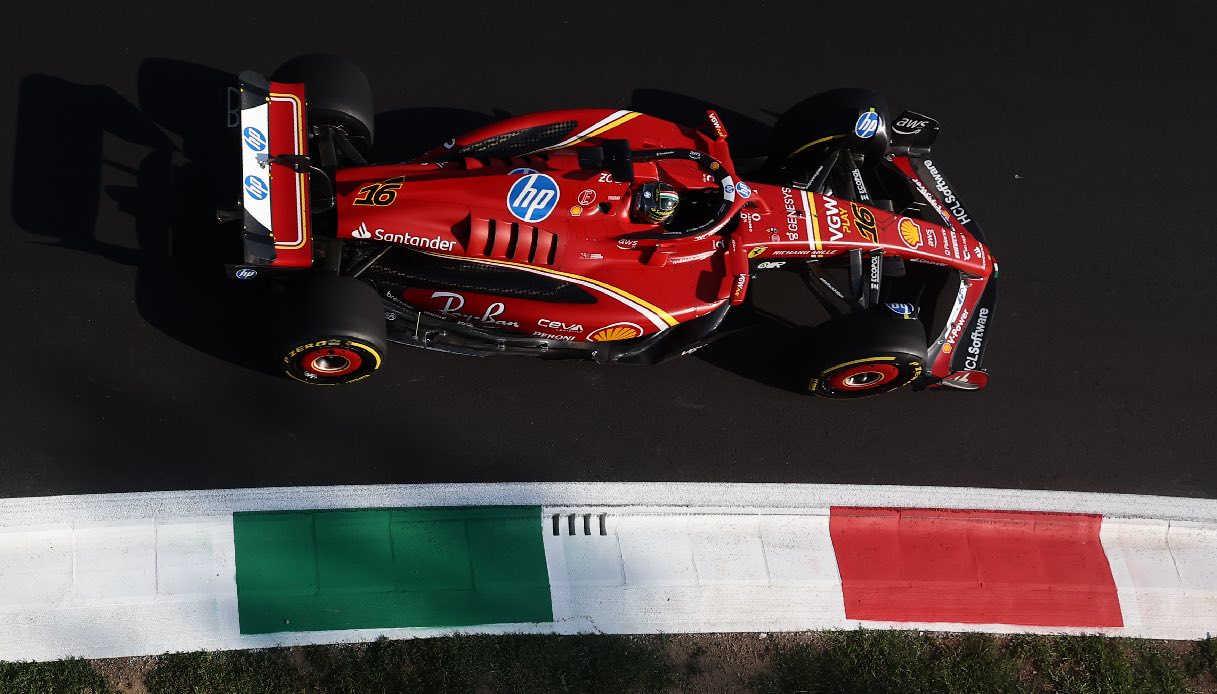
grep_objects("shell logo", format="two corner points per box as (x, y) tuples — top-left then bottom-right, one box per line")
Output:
(588, 322), (643, 342)
(898, 217), (923, 249)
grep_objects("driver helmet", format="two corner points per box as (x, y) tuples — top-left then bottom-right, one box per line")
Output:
(632, 181), (680, 225)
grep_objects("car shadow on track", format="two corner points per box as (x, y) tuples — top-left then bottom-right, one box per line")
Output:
(11, 60), (277, 375)
(694, 312), (816, 395)
(372, 107), (497, 163)
(622, 92), (826, 394)
(628, 88), (772, 161)
(7, 61), (510, 380)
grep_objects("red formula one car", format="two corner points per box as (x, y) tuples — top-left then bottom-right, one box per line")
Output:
(228, 55), (997, 397)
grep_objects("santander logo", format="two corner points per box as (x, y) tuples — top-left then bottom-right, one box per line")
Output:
(349, 221), (456, 251)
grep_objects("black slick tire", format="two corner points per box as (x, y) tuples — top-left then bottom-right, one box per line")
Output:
(279, 276), (388, 385)
(272, 54), (375, 154)
(805, 308), (926, 399)
(770, 88), (890, 174)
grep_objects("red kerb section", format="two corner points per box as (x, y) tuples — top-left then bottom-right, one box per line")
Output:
(829, 508), (1122, 627)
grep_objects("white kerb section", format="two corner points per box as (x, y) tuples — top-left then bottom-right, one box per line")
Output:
(240, 102), (272, 231)
(0, 516), (240, 661)
(1100, 519), (1217, 641)
(543, 510), (846, 633)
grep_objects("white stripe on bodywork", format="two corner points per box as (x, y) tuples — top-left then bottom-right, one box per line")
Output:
(240, 102), (272, 231)
(802, 190), (817, 250)
(547, 110), (635, 149)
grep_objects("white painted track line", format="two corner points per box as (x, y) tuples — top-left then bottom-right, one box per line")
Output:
(3, 483), (1217, 525)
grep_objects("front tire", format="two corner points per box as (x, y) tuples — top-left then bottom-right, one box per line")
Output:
(769, 88), (890, 182)
(279, 276), (388, 385)
(805, 308), (926, 399)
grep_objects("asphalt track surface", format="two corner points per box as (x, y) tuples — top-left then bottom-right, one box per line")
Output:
(2, 2), (1214, 498)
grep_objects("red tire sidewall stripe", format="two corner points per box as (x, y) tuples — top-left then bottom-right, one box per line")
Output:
(829, 363), (901, 391)
(299, 346), (363, 378)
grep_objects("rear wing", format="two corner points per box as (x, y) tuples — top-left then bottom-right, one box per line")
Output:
(236, 71), (312, 269)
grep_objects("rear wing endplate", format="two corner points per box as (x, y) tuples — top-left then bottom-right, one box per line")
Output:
(237, 71), (312, 268)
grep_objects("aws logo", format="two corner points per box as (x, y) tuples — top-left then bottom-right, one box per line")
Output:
(588, 322), (642, 342)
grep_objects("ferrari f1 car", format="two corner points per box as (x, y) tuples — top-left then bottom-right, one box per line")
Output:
(227, 55), (997, 397)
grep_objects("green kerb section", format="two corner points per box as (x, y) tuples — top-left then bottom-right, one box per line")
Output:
(232, 506), (552, 634)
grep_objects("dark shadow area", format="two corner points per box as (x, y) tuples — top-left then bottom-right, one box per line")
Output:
(372, 107), (497, 162)
(11, 75), (172, 259)
(694, 311), (814, 395)
(629, 88), (772, 159)
(11, 61), (276, 374)
(619, 90), (820, 392)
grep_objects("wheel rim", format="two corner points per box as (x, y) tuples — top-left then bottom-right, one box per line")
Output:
(829, 363), (901, 391)
(300, 347), (363, 378)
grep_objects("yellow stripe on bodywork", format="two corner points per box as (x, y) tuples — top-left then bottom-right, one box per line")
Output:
(806, 191), (821, 251)
(422, 252), (679, 327)
(269, 91), (309, 250)
(787, 133), (847, 160)
(574, 111), (642, 143)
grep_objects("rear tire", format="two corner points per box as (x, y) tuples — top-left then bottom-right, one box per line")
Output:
(805, 308), (926, 399)
(272, 54), (374, 155)
(279, 276), (388, 385)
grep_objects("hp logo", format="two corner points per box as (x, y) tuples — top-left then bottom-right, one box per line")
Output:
(244, 175), (269, 201)
(234, 268), (258, 280)
(854, 111), (881, 139)
(243, 126), (267, 152)
(885, 302), (916, 317)
(507, 173), (560, 223)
